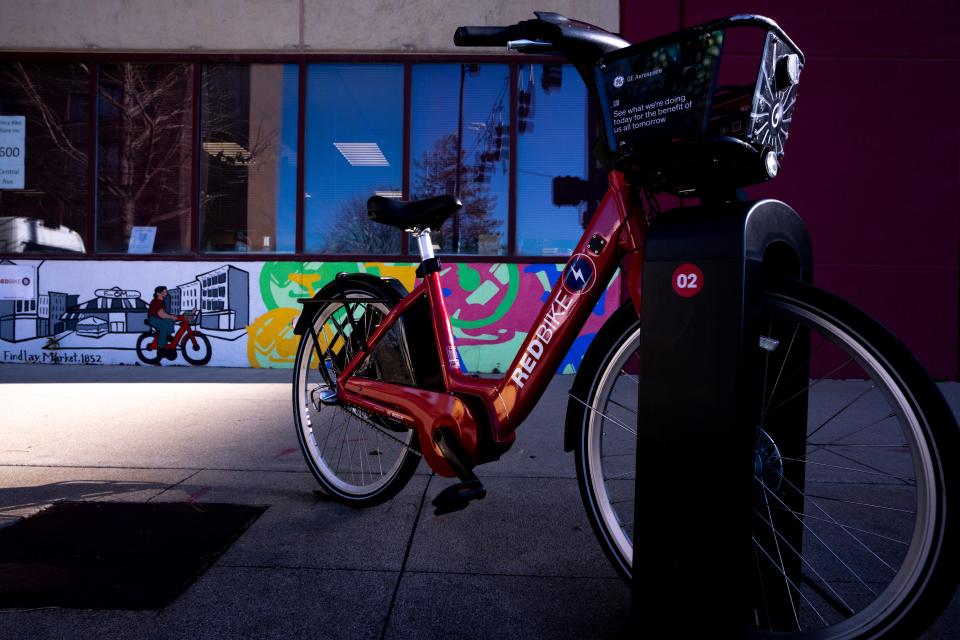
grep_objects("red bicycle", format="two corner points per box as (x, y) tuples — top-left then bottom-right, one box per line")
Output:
(291, 13), (958, 638)
(135, 312), (212, 366)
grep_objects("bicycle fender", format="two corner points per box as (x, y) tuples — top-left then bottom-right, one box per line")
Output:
(292, 273), (408, 336)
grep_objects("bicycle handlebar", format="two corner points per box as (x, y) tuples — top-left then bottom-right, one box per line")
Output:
(454, 14), (629, 64)
(455, 13), (803, 66)
(453, 25), (513, 47)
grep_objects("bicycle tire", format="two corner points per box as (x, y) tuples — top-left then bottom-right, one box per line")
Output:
(292, 283), (420, 507)
(569, 278), (959, 638)
(135, 332), (161, 365)
(181, 333), (212, 366)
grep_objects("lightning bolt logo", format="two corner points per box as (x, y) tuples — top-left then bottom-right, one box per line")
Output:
(562, 254), (595, 295)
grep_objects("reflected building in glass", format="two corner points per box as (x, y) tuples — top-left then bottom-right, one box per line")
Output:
(200, 64), (298, 254)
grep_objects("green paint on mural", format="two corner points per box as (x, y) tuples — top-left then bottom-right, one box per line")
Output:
(457, 330), (526, 373)
(260, 261), (362, 310)
(466, 280), (500, 305)
(449, 263), (520, 330)
(452, 323), (500, 341)
(456, 264), (482, 292)
(535, 271), (551, 292)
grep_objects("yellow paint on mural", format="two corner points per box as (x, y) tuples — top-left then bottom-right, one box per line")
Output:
(248, 298), (362, 369)
(247, 307), (300, 368)
(365, 262), (417, 292)
(287, 272), (324, 298)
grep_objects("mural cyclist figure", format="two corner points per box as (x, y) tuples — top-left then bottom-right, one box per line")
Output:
(147, 286), (177, 358)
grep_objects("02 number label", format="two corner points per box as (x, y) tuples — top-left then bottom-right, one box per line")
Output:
(672, 264), (704, 298)
(676, 273), (698, 289)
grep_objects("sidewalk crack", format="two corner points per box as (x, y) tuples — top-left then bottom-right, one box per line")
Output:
(146, 468), (205, 503)
(380, 474), (432, 640)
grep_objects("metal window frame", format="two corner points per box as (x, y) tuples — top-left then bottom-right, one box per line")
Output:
(0, 50), (580, 265)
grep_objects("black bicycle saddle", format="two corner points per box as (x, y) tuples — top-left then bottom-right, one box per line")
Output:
(367, 195), (462, 232)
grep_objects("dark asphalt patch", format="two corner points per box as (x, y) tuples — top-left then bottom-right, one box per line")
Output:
(0, 501), (265, 610)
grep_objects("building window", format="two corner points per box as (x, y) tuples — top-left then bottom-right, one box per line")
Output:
(0, 57), (595, 261)
(304, 64), (403, 254)
(199, 63), (298, 253)
(515, 64), (592, 256)
(96, 63), (194, 254)
(0, 62), (89, 254)
(410, 63), (510, 256)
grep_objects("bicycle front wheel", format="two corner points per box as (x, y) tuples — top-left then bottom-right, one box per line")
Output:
(572, 279), (958, 638)
(293, 289), (420, 507)
(181, 333), (211, 366)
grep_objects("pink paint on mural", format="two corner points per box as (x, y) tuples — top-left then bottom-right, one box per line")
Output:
(442, 262), (620, 373)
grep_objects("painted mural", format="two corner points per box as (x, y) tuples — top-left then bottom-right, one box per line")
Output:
(0, 260), (251, 366)
(0, 259), (620, 373)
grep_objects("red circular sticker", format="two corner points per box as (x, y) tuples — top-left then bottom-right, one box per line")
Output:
(672, 264), (703, 298)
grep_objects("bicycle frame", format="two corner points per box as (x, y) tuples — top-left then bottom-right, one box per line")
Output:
(146, 315), (201, 351)
(331, 171), (646, 477)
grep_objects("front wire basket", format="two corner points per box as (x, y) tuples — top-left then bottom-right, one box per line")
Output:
(595, 15), (804, 196)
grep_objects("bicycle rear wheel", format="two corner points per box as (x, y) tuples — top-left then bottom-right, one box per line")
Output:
(571, 278), (959, 638)
(135, 332), (161, 365)
(293, 288), (420, 507)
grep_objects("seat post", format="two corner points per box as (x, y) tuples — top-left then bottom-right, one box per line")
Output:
(412, 228), (442, 277)
(413, 229), (434, 261)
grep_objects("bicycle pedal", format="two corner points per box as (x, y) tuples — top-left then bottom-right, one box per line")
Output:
(432, 479), (486, 516)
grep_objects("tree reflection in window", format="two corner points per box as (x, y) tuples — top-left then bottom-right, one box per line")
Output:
(0, 63), (89, 253)
(96, 64), (193, 254)
(410, 64), (509, 256)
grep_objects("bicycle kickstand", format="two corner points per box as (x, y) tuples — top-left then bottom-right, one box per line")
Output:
(431, 428), (486, 516)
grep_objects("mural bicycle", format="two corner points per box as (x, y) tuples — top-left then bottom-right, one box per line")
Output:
(134, 309), (212, 366)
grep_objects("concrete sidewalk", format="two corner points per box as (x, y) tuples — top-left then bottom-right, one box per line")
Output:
(0, 363), (957, 639)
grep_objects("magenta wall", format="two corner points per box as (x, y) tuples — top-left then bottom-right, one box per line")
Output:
(621, 1), (960, 379)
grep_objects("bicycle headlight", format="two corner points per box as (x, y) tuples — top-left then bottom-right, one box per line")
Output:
(763, 149), (780, 178)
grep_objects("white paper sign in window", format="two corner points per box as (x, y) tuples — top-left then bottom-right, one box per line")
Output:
(0, 116), (26, 190)
(0, 264), (35, 300)
(127, 226), (157, 254)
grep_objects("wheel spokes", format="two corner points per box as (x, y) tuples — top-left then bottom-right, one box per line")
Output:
(586, 290), (933, 636)
(297, 298), (414, 495)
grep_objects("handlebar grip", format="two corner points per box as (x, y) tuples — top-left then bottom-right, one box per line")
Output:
(454, 26), (510, 47)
